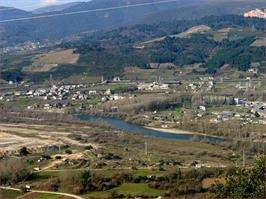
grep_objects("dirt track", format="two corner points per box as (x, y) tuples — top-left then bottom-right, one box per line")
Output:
(0, 186), (84, 199)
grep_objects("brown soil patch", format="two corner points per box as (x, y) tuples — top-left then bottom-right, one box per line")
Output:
(202, 177), (226, 189)
(251, 38), (266, 47)
(26, 49), (79, 72)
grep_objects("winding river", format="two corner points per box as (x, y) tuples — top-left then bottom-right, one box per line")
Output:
(77, 114), (224, 143)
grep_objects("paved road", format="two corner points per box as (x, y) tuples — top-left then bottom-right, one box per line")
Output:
(0, 186), (84, 199)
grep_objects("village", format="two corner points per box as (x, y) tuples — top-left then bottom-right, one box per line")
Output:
(1, 72), (265, 130)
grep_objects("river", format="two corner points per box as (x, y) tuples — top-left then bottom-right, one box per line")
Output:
(77, 114), (224, 143)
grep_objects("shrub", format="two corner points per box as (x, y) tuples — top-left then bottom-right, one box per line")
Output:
(55, 156), (62, 160)
(60, 170), (93, 194)
(0, 159), (32, 185)
(185, 168), (201, 180)
(41, 154), (52, 159)
(65, 149), (73, 154)
(85, 145), (94, 150)
(167, 168), (182, 182)
(172, 179), (203, 195)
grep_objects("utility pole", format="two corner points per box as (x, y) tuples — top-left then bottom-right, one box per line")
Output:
(145, 141), (148, 156)
(50, 74), (53, 86)
(242, 148), (245, 167)
(241, 128), (246, 168)
(251, 24), (255, 32)
(156, 63), (160, 83)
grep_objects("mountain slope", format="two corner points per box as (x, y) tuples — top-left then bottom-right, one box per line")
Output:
(1, 14), (265, 82)
(0, 0), (206, 45)
(0, 6), (32, 20)
(141, 0), (266, 22)
(0, 0), (265, 46)
(32, 2), (83, 14)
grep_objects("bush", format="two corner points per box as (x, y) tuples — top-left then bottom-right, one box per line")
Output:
(65, 149), (73, 154)
(85, 145), (93, 150)
(60, 170), (93, 194)
(167, 168), (182, 182)
(41, 154), (52, 159)
(0, 159), (32, 185)
(185, 168), (202, 180)
(19, 147), (29, 156)
(55, 156), (62, 160)
(172, 179), (203, 195)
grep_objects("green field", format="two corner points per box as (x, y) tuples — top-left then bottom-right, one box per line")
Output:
(0, 189), (21, 199)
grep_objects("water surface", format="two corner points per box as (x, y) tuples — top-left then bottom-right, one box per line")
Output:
(77, 114), (224, 143)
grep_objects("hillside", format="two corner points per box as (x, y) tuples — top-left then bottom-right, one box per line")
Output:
(141, 0), (266, 22)
(1, 0), (265, 46)
(177, 25), (211, 38)
(32, 2), (83, 14)
(0, 6), (32, 20)
(1, 14), (264, 83)
(0, 0), (203, 45)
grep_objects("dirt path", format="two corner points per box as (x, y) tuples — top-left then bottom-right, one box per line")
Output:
(31, 190), (84, 199)
(36, 152), (86, 172)
(0, 186), (84, 199)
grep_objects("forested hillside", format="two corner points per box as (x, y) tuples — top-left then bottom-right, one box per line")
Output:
(0, 0), (265, 45)
(1, 14), (265, 82)
(61, 15), (265, 76)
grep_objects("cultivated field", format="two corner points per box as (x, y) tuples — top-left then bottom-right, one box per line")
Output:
(24, 49), (79, 72)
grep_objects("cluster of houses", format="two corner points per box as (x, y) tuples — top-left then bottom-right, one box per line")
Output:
(206, 98), (266, 124)
(137, 80), (181, 91)
(244, 8), (266, 19)
(188, 77), (214, 92)
(0, 41), (54, 55)
(1, 84), (91, 110)
(101, 93), (124, 102)
(138, 82), (169, 91)
(0, 82), (129, 110)
(1, 84), (86, 99)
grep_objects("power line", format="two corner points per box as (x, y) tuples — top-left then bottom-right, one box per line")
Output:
(0, 0), (179, 23)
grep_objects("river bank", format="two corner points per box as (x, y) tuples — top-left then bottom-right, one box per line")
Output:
(77, 113), (225, 143)
(145, 126), (223, 138)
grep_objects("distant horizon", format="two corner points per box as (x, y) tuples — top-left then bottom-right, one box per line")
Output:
(0, 0), (91, 10)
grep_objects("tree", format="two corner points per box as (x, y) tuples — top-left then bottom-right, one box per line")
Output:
(60, 170), (93, 194)
(212, 155), (266, 198)
(19, 147), (29, 156)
